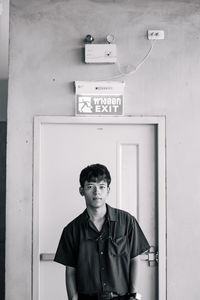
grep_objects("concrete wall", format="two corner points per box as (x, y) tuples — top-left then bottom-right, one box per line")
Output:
(0, 0), (9, 81)
(0, 0), (9, 119)
(0, 1), (9, 296)
(6, 0), (200, 299)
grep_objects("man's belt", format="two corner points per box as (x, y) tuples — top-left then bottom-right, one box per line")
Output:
(78, 292), (128, 299)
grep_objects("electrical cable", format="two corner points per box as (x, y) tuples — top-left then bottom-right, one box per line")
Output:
(99, 40), (157, 81)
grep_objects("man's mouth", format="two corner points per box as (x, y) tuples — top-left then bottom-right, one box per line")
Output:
(93, 197), (101, 200)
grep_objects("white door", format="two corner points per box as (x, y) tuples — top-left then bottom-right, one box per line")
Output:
(33, 117), (166, 300)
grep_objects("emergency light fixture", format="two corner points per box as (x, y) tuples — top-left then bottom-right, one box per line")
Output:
(84, 34), (117, 64)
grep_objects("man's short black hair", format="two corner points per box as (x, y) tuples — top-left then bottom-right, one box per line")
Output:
(79, 164), (111, 187)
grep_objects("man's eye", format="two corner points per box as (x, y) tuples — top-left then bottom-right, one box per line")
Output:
(100, 186), (105, 189)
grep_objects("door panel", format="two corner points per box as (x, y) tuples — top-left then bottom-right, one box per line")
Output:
(38, 122), (157, 300)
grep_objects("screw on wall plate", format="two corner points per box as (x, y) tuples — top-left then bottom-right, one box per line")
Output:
(147, 30), (165, 40)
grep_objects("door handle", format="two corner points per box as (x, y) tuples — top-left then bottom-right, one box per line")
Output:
(40, 253), (55, 261)
(140, 246), (158, 266)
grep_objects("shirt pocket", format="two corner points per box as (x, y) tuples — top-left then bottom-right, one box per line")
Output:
(109, 236), (128, 256)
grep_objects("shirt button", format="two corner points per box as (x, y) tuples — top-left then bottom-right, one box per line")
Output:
(101, 267), (104, 270)
(100, 251), (104, 255)
(103, 283), (107, 286)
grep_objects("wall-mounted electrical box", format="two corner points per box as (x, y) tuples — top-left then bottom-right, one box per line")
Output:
(147, 30), (165, 40)
(85, 44), (117, 64)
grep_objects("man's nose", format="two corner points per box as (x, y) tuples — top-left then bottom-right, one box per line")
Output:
(93, 186), (100, 194)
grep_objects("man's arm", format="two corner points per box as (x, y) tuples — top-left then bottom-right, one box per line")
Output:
(129, 256), (140, 295)
(65, 266), (78, 300)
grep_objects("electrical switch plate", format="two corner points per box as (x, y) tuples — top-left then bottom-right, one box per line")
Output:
(147, 30), (165, 40)
(85, 44), (117, 63)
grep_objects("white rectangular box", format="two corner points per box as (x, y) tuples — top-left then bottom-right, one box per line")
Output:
(85, 44), (117, 63)
(147, 30), (165, 40)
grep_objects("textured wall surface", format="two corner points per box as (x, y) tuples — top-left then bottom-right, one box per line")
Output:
(7, 0), (200, 299)
(0, 0), (9, 79)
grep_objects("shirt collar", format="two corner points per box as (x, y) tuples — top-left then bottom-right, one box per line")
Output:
(106, 204), (117, 222)
(81, 204), (117, 224)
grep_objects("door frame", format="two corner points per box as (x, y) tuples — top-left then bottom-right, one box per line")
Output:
(33, 115), (166, 300)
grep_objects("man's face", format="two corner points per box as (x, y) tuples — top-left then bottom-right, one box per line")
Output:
(80, 179), (110, 209)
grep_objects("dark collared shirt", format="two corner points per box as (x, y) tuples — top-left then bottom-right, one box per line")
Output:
(54, 204), (150, 295)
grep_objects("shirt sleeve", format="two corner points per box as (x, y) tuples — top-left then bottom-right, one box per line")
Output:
(128, 217), (150, 259)
(54, 225), (77, 267)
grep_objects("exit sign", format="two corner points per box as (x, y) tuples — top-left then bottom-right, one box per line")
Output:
(75, 81), (125, 116)
(76, 95), (123, 115)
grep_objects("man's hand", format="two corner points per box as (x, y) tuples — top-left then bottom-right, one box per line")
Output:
(129, 292), (142, 300)
(72, 294), (78, 300)
(129, 256), (139, 294)
(65, 266), (78, 300)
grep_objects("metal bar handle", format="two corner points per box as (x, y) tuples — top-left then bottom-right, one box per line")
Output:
(40, 253), (55, 261)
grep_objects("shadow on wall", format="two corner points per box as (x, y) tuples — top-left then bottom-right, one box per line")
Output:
(0, 79), (7, 300)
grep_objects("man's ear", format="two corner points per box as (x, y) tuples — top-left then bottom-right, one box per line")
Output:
(107, 186), (110, 194)
(79, 187), (84, 196)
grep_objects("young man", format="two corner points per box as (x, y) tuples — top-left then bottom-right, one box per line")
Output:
(54, 164), (150, 300)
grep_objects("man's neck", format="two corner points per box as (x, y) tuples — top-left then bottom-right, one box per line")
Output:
(87, 204), (107, 221)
